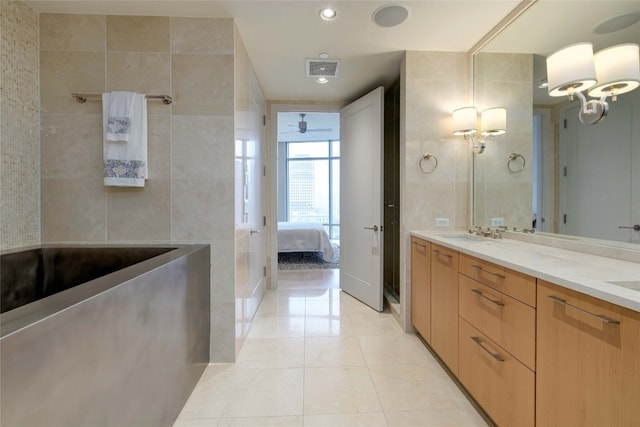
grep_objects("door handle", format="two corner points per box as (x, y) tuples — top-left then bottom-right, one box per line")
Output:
(250, 229), (260, 235)
(364, 225), (379, 232)
(471, 289), (505, 307)
(471, 264), (506, 279)
(547, 295), (619, 324)
(470, 336), (504, 362)
(618, 224), (640, 231)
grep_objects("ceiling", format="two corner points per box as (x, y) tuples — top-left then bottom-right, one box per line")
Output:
(481, 1), (640, 55)
(26, 0), (521, 103)
(479, 1), (640, 106)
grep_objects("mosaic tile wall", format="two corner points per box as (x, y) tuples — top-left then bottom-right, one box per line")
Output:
(0, 1), (40, 250)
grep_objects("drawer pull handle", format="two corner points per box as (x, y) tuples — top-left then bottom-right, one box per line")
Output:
(471, 264), (506, 279)
(471, 288), (504, 306)
(432, 249), (452, 258)
(547, 295), (620, 324)
(414, 243), (427, 249)
(470, 336), (505, 362)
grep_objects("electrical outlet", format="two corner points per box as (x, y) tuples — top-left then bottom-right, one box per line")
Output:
(491, 217), (505, 227)
(436, 218), (449, 228)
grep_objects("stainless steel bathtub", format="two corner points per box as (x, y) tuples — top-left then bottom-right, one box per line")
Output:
(0, 244), (210, 427)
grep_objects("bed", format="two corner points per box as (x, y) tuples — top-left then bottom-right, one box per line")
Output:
(277, 222), (335, 262)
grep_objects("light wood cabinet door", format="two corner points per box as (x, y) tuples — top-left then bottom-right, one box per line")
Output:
(430, 243), (459, 375)
(537, 280), (640, 427)
(459, 318), (535, 427)
(410, 237), (431, 342)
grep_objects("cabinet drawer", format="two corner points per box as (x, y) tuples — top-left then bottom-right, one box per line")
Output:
(459, 274), (536, 370)
(459, 318), (535, 427)
(460, 253), (536, 307)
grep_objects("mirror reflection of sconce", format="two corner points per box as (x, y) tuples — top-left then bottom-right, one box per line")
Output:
(452, 107), (506, 154)
(546, 42), (640, 125)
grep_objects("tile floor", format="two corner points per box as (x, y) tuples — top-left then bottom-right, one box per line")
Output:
(173, 269), (490, 427)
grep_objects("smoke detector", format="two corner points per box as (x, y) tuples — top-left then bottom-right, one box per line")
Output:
(306, 59), (340, 78)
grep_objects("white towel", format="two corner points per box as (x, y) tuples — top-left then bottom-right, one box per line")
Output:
(103, 92), (148, 187)
(103, 91), (136, 142)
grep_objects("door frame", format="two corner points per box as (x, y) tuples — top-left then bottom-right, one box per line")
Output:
(268, 102), (344, 290)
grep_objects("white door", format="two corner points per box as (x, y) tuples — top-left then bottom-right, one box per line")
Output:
(340, 86), (384, 311)
(560, 97), (636, 242)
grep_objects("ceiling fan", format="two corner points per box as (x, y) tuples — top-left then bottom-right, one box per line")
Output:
(286, 113), (332, 134)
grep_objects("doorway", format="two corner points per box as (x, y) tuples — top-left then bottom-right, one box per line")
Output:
(383, 80), (401, 302)
(274, 110), (341, 275)
(270, 89), (400, 310)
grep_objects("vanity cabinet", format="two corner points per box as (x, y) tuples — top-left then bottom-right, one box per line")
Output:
(410, 234), (640, 427)
(410, 237), (431, 341)
(537, 280), (640, 427)
(430, 243), (459, 375)
(458, 253), (536, 427)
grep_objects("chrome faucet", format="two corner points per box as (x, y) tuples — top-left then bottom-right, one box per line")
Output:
(468, 226), (504, 239)
(469, 225), (483, 235)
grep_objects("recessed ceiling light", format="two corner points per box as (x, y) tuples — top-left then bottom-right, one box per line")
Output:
(319, 52), (329, 59)
(372, 4), (410, 28)
(593, 12), (640, 35)
(316, 77), (329, 84)
(320, 8), (337, 21)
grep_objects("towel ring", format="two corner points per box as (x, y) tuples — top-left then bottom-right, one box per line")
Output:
(419, 152), (438, 174)
(507, 153), (526, 173)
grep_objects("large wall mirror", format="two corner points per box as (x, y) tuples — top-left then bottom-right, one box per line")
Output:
(473, 1), (640, 247)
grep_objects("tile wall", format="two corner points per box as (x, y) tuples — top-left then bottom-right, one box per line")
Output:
(473, 52), (533, 229)
(38, 13), (266, 362)
(1, 1), (40, 250)
(399, 51), (470, 330)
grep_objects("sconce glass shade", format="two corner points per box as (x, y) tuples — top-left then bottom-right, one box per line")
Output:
(452, 107), (477, 135)
(588, 43), (640, 98)
(546, 42), (597, 97)
(481, 107), (506, 136)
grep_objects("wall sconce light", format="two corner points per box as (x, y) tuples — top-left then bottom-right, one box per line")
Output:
(452, 107), (506, 154)
(546, 42), (639, 125)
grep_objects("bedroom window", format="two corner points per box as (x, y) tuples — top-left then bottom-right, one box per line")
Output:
(286, 140), (340, 240)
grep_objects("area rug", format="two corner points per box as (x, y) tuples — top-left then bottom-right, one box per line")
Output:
(278, 243), (340, 270)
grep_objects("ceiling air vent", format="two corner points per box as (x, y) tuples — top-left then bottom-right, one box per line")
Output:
(306, 59), (340, 78)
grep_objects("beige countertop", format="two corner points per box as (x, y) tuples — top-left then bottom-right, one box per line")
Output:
(411, 231), (640, 313)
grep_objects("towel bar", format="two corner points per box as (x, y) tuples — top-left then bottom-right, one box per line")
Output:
(72, 93), (172, 105)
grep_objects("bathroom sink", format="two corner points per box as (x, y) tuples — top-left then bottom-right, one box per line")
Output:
(607, 281), (640, 292)
(440, 234), (488, 242)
